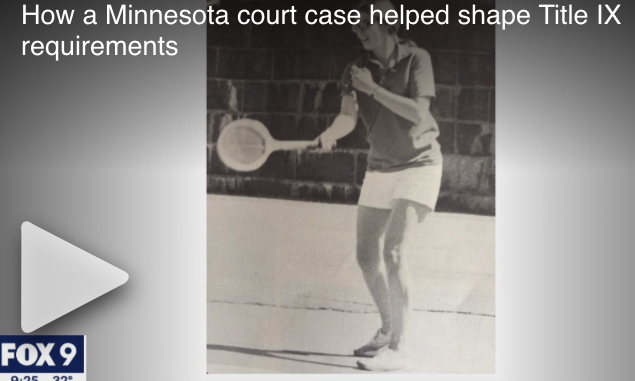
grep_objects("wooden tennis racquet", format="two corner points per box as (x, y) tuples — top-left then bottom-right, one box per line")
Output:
(216, 119), (315, 172)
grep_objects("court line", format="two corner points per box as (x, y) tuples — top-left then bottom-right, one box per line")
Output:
(208, 299), (495, 318)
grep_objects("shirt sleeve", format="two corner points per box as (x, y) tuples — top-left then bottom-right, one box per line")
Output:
(408, 49), (436, 99)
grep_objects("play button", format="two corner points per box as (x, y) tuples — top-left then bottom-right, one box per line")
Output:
(21, 222), (129, 333)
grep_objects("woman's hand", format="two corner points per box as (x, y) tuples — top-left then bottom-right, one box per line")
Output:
(350, 65), (376, 95)
(312, 134), (337, 153)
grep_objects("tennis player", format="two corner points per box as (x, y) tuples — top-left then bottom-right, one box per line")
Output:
(315, 0), (443, 371)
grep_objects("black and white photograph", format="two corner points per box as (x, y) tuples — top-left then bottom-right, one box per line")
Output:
(207, 0), (495, 373)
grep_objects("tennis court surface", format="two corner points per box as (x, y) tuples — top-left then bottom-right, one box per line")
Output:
(207, 195), (494, 373)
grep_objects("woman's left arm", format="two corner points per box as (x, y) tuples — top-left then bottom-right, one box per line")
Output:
(350, 65), (430, 125)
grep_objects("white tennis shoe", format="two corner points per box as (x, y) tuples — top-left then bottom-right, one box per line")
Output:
(356, 349), (412, 372)
(353, 329), (391, 357)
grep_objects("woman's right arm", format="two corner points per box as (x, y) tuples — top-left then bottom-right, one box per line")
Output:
(316, 94), (358, 152)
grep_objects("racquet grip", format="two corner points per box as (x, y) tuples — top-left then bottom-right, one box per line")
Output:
(276, 141), (316, 151)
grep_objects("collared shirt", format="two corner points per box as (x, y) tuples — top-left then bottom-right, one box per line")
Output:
(342, 42), (442, 172)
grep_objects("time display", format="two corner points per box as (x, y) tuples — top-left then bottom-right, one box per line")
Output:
(11, 377), (74, 381)
(3, 375), (81, 381)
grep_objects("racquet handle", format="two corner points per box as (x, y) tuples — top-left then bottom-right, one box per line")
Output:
(275, 140), (316, 151)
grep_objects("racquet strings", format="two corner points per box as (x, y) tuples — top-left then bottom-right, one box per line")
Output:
(220, 125), (267, 165)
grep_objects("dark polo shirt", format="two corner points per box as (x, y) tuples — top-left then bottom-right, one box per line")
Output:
(342, 43), (442, 172)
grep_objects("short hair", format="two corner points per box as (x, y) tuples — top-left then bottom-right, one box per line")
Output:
(356, 0), (400, 35)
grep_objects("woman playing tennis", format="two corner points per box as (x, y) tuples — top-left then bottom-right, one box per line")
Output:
(316, 0), (443, 371)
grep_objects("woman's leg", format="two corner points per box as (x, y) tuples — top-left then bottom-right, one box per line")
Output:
(383, 199), (431, 353)
(356, 205), (392, 334)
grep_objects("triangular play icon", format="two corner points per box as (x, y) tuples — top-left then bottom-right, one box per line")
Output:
(21, 222), (129, 333)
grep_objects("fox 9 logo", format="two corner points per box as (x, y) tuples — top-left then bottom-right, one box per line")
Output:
(0, 336), (84, 374)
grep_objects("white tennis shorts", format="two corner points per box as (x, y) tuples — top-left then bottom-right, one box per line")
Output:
(358, 165), (443, 210)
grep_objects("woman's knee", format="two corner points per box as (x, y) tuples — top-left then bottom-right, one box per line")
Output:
(356, 242), (381, 274)
(356, 206), (390, 274)
(383, 238), (408, 274)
